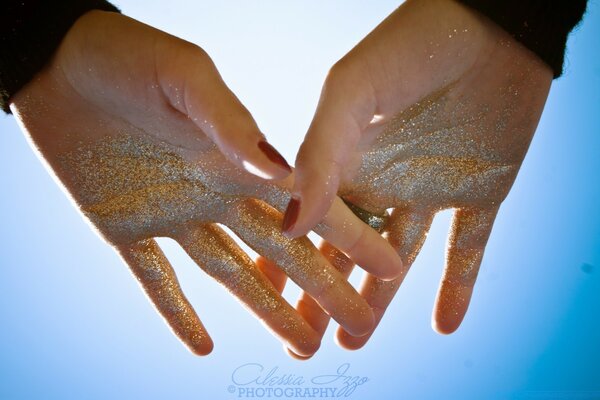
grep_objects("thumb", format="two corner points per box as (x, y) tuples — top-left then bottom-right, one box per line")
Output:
(158, 42), (291, 180)
(283, 63), (375, 238)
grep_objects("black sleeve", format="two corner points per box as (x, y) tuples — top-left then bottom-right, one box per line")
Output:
(457, 0), (588, 78)
(0, 0), (120, 113)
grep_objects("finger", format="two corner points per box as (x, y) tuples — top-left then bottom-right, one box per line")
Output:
(336, 207), (434, 350)
(176, 224), (320, 357)
(250, 174), (402, 280)
(115, 239), (213, 356)
(283, 63), (376, 238)
(255, 244), (352, 360)
(256, 256), (288, 294)
(287, 241), (356, 360)
(314, 197), (403, 280)
(225, 199), (375, 337)
(433, 207), (499, 334)
(157, 42), (291, 180)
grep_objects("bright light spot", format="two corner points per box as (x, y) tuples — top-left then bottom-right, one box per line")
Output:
(370, 114), (385, 124)
(242, 160), (274, 180)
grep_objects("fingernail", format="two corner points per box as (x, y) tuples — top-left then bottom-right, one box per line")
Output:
(258, 140), (292, 173)
(282, 197), (301, 233)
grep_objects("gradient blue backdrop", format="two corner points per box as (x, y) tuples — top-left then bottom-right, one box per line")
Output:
(1, 1), (598, 399)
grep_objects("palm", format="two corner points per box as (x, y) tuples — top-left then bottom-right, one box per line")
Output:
(286, 0), (553, 356)
(338, 46), (551, 335)
(341, 78), (536, 213)
(10, 10), (408, 357)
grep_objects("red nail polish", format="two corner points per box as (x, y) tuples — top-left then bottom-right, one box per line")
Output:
(283, 197), (301, 233)
(258, 141), (292, 173)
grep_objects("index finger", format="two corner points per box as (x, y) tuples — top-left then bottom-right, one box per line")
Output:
(255, 179), (403, 281)
(224, 199), (376, 337)
(283, 60), (376, 238)
(313, 197), (403, 280)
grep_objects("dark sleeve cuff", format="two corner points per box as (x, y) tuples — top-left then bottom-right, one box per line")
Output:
(0, 0), (121, 113)
(457, 0), (588, 78)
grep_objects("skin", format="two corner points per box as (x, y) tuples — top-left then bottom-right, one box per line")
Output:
(281, 0), (553, 356)
(10, 10), (405, 356)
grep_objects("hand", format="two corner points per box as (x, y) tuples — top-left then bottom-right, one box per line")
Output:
(282, 0), (553, 353)
(10, 10), (404, 356)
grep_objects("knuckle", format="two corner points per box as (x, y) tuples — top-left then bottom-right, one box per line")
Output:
(326, 57), (354, 88)
(178, 40), (210, 61)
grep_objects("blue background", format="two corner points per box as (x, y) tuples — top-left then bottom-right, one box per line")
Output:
(1, 1), (598, 399)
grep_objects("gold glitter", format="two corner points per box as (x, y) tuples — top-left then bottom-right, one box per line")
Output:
(176, 224), (320, 355)
(58, 135), (241, 242)
(334, 71), (543, 328)
(177, 225), (281, 313)
(222, 199), (373, 332)
(55, 133), (367, 353)
(340, 84), (521, 213)
(386, 208), (434, 267)
(118, 238), (210, 354)
(445, 207), (497, 286)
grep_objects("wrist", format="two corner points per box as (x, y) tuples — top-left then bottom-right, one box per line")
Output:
(0, 1), (120, 114)
(456, 0), (587, 78)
